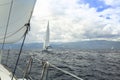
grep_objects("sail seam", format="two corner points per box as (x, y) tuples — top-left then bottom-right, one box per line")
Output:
(0, 26), (25, 40)
(0, 2), (12, 6)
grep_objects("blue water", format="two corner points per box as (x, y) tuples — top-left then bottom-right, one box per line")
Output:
(2, 49), (120, 80)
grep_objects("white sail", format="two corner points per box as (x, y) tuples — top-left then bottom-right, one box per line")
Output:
(43, 21), (50, 50)
(0, 0), (36, 43)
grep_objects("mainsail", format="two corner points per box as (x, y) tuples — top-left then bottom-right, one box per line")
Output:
(43, 21), (50, 50)
(0, 0), (36, 43)
(0, 0), (36, 80)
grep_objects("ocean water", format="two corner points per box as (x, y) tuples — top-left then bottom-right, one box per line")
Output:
(2, 49), (120, 80)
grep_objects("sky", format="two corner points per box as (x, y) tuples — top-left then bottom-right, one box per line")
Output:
(27, 0), (120, 43)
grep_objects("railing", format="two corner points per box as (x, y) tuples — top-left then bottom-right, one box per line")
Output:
(4, 50), (83, 80)
(33, 57), (83, 80)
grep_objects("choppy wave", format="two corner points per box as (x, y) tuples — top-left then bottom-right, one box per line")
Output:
(2, 49), (120, 80)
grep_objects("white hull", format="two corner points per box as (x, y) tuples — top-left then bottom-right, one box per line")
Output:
(0, 64), (16, 80)
(42, 48), (53, 52)
(0, 64), (27, 80)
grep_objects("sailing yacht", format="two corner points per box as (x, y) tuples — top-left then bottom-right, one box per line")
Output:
(0, 0), (84, 80)
(0, 0), (36, 79)
(42, 21), (52, 52)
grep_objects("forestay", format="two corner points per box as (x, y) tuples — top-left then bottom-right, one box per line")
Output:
(0, 0), (36, 43)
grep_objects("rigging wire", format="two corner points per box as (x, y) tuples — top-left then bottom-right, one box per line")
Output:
(1, 0), (14, 50)
(11, 28), (28, 80)
(11, 0), (36, 79)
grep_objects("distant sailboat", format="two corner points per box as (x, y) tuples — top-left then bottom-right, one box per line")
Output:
(42, 21), (52, 52)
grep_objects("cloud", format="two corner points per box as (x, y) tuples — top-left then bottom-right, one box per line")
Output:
(82, 0), (111, 12)
(27, 0), (120, 43)
(101, 0), (120, 7)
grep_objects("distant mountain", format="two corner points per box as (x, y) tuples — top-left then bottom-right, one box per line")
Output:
(0, 40), (120, 50)
(0, 43), (58, 50)
(0, 43), (43, 50)
(59, 40), (120, 50)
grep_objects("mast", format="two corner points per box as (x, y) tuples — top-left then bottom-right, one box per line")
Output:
(0, 50), (2, 64)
